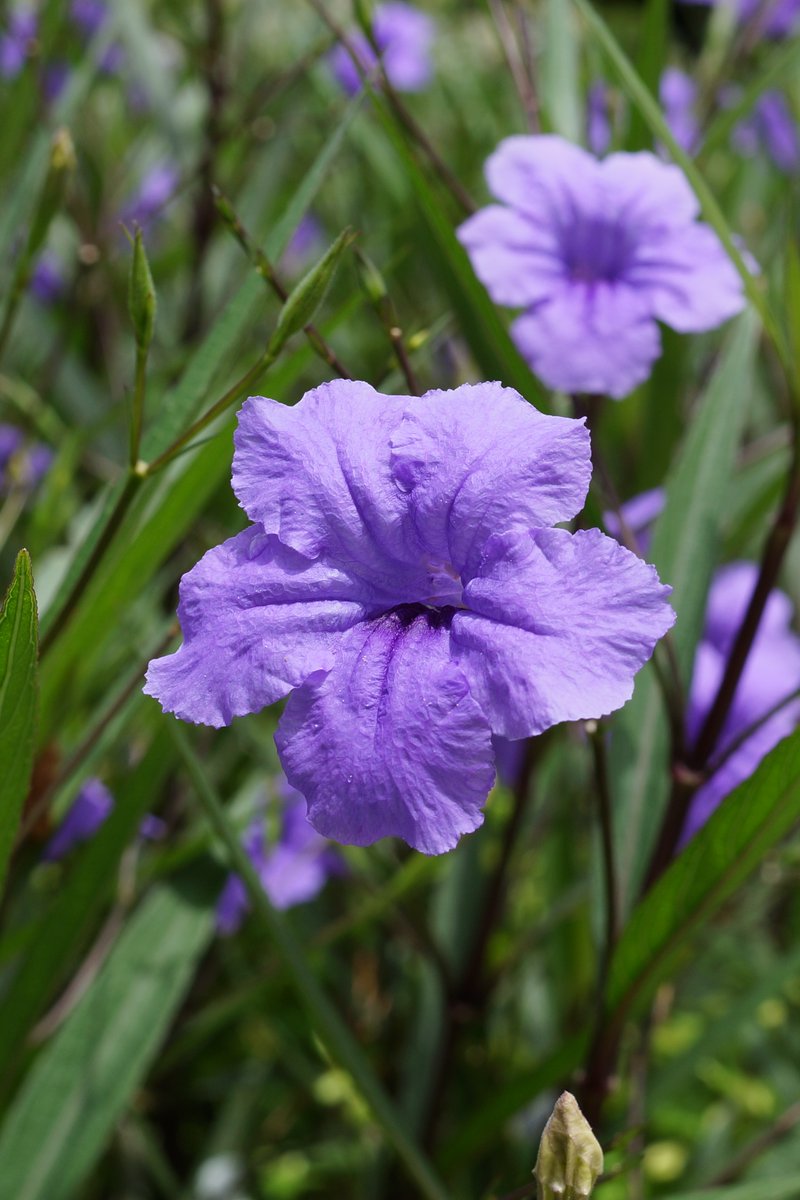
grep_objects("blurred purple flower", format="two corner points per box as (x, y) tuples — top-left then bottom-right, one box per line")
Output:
(0, 9), (36, 78)
(217, 786), (340, 934)
(280, 214), (325, 277)
(732, 90), (800, 173)
(0, 424), (53, 491)
(42, 779), (114, 861)
(31, 253), (65, 304)
(458, 136), (746, 398)
(139, 814), (167, 841)
(43, 61), (70, 102)
(70, 0), (107, 36)
(604, 487), (665, 555)
(587, 82), (612, 156)
(660, 68), (701, 155)
(146, 380), (674, 854)
(684, 563), (800, 839)
(329, 2), (435, 96)
(677, 0), (800, 37)
(121, 162), (179, 230)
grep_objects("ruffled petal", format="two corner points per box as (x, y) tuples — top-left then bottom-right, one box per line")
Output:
(626, 223), (746, 333)
(275, 608), (495, 854)
(457, 204), (565, 307)
(391, 382), (591, 577)
(512, 282), (661, 398)
(144, 528), (371, 728)
(232, 381), (429, 600)
(599, 151), (700, 229)
(451, 527), (675, 738)
(484, 134), (600, 219)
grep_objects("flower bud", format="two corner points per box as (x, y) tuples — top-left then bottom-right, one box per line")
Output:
(268, 227), (353, 355)
(128, 228), (157, 351)
(534, 1093), (603, 1200)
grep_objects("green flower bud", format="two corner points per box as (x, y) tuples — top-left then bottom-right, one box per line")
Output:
(268, 227), (353, 356)
(128, 228), (157, 351)
(534, 1093), (603, 1200)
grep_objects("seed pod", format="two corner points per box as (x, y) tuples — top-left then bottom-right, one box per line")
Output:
(268, 227), (353, 355)
(128, 228), (157, 351)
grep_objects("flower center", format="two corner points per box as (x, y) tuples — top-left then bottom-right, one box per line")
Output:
(560, 214), (634, 284)
(423, 559), (465, 608)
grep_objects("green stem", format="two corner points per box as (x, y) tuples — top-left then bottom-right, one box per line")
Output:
(168, 721), (451, 1200)
(146, 348), (277, 475)
(129, 343), (148, 468)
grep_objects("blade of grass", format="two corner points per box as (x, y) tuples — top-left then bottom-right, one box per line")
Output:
(0, 551), (38, 898)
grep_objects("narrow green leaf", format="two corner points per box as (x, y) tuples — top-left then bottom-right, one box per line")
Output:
(0, 868), (218, 1200)
(0, 731), (171, 1087)
(611, 314), (759, 909)
(0, 550), (39, 895)
(541, 0), (582, 141)
(570, 0), (789, 374)
(607, 729), (800, 1023)
(169, 722), (451, 1200)
(628, 0), (670, 150)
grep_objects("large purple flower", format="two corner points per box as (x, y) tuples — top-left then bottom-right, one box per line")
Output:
(217, 785), (340, 934)
(146, 380), (674, 854)
(457, 136), (747, 398)
(329, 2), (435, 96)
(677, 0), (800, 37)
(684, 564), (800, 839)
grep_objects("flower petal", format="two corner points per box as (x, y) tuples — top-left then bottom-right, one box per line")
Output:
(144, 528), (371, 728)
(599, 151), (700, 228)
(626, 223), (746, 333)
(457, 204), (565, 307)
(512, 282), (661, 398)
(276, 608), (495, 854)
(391, 382), (591, 576)
(484, 134), (599, 219)
(452, 527), (675, 738)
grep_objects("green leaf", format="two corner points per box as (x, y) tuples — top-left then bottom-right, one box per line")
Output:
(0, 729), (172, 1089)
(541, 0), (582, 141)
(664, 1177), (800, 1200)
(628, 0), (670, 150)
(607, 729), (800, 1024)
(0, 867), (218, 1200)
(610, 313), (759, 910)
(0, 550), (39, 896)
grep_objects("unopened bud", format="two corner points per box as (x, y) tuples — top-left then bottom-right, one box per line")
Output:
(268, 227), (353, 355)
(355, 249), (388, 307)
(128, 228), (157, 350)
(534, 1093), (603, 1200)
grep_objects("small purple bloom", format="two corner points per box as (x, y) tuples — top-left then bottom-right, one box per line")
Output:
(733, 90), (800, 173)
(146, 380), (675, 854)
(587, 82), (612, 157)
(216, 786), (339, 934)
(0, 9), (36, 78)
(42, 779), (114, 861)
(121, 162), (179, 230)
(684, 563), (800, 839)
(43, 61), (70, 102)
(281, 214), (325, 277)
(31, 253), (65, 304)
(329, 2), (435, 96)
(0, 424), (52, 491)
(677, 0), (800, 37)
(457, 136), (746, 398)
(70, 0), (107, 36)
(604, 487), (665, 555)
(139, 814), (167, 841)
(660, 68), (701, 155)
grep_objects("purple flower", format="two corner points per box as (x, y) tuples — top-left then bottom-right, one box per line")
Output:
(281, 214), (325, 277)
(0, 9), (36, 78)
(0, 424), (53, 491)
(733, 90), (800, 173)
(120, 162), (179, 230)
(145, 380), (675, 854)
(587, 82), (612, 157)
(677, 0), (800, 37)
(30, 253), (65, 304)
(660, 68), (701, 155)
(70, 0), (107, 36)
(42, 779), (114, 861)
(457, 136), (746, 399)
(216, 787), (340, 933)
(139, 814), (167, 841)
(329, 2), (435, 96)
(684, 563), (800, 838)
